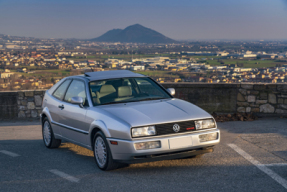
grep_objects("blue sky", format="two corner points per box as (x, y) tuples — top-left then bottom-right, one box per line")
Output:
(0, 0), (286, 40)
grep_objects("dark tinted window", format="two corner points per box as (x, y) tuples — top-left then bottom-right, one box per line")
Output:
(52, 79), (71, 100)
(64, 80), (86, 105)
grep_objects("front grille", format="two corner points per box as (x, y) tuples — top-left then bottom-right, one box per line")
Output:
(155, 120), (196, 136)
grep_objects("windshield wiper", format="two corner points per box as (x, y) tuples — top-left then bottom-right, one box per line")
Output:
(138, 97), (167, 102)
(100, 97), (167, 105)
(100, 101), (127, 105)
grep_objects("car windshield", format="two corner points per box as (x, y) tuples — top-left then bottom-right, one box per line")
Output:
(89, 77), (172, 106)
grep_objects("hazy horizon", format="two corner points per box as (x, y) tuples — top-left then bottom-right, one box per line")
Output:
(0, 0), (287, 40)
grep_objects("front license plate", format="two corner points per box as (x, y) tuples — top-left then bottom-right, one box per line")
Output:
(169, 136), (192, 149)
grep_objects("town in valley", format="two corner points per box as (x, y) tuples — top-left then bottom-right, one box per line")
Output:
(0, 34), (287, 91)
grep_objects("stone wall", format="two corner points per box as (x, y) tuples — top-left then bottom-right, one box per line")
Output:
(236, 84), (287, 114)
(0, 90), (46, 119)
(0, 84), (287, 119)
(162, 83), (287, 115)
(162, 83), (238, 113)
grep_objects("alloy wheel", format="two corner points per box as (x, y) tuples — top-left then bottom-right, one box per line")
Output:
(94, 136), (107, 168)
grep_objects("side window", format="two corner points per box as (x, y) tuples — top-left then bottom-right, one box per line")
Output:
(64, 80), (87, 105)
(52, 79), (71, 100)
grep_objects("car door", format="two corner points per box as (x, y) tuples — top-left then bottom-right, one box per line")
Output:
(48, 79), (72, 136)
(58, 79), (90, 145)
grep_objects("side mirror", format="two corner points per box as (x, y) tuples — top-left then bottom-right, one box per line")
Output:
(71, 96), (84, 108)
(167, 88), (175, 96)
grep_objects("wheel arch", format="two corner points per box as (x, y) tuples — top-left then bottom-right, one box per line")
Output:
(41, 107), (52, 125)
(89, 120), (111, 150)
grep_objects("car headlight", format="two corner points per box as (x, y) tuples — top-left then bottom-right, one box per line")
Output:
(195, 119), (216, 130)
(131, 126), (156, 137)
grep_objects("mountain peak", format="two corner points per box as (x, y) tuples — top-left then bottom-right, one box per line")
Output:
(91, 24), (176, 44)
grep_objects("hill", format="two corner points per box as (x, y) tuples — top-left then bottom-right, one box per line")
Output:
(91, 24), (176, 44)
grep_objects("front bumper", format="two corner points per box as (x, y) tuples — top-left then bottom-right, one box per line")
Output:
(107, 129), (220, 164)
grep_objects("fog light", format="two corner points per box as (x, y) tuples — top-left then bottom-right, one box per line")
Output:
(199, 133), (218, 142)
(134, 141), (161, 150)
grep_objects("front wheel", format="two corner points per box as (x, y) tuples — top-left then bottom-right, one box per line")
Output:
(93, 131), (123, 171)
(42, 117), (61, 148)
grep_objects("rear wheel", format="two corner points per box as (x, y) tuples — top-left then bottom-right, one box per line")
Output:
(42, 117), (61, 148)
(93, 131), (123, 171)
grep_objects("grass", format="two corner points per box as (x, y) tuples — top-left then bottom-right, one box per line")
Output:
(205, 59), (281, 68)
(135, 71), (180, 78)
(15, 69), (72, 79)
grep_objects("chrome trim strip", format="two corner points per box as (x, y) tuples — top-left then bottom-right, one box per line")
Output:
(51, 121), (89, 135)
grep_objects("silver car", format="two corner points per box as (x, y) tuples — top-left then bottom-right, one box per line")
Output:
(41, 70), (220, 170)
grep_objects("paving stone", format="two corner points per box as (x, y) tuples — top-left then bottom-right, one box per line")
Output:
(246, 107), (251, 113)
(241, 84), (253, 89)
(268, 93), (276, 104)
(31, 110), (38, 118)
(277, 85), (287, 93)
(279, 104), (287, 109)
(21, 100), (27, 105)
(18, 106), (27, 110)
(239, 89), (247, 95)
(25, 91), (34, 97)
(34, 95), (42, 106)
(27, 97), (34, 102)
(247, 95), (256, 102)
(251, 108), (260, 112)
(275, 109), (287, 113)
(250, 104), (259, 107)
(237, 93), (245, 101)
(18, 92), (24, 97)
(18, 111), (26, 118)
(237, 107), (245, 112)
(254, 85), (266, 90)
(27, 102), (35, 109)
(237, 102), (249, 107)
(278, 98), (284, 104)
(256, 100), (267, 104)
(259, 92), (267, 100)
(267, 84), (277, 91)
(260, 104), (275, 113)
(250, 90), (259, 95)
(35, 91), (44, 95)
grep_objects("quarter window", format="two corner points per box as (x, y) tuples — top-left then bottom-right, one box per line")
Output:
(64, 80), (87, 105)
(52, 79), (71, 100)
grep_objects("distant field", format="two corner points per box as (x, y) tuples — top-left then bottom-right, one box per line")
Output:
(67, 54), (285, 68)
(15, 69), (72, 79)
(70, 54), (172, 61)
(136, 71), (180, 78)
(205, 59), (283, 68)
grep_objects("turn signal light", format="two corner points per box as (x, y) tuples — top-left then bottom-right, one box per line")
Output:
(110, 141), (118, 145)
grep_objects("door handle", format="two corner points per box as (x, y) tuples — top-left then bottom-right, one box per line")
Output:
(58, 105), (64, 109)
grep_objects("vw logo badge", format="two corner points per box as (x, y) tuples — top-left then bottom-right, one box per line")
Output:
(173, 124), (180, 132)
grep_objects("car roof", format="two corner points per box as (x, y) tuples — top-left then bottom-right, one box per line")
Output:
(84, 70), (146, 81)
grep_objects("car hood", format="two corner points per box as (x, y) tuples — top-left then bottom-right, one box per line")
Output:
(97, 98), (212, 127)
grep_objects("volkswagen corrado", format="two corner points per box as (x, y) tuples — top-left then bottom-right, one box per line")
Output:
(41, 70), (220, 170)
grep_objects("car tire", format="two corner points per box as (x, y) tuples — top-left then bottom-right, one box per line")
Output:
(42, 117), (61, 148)
(93, 131), (123, 171)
